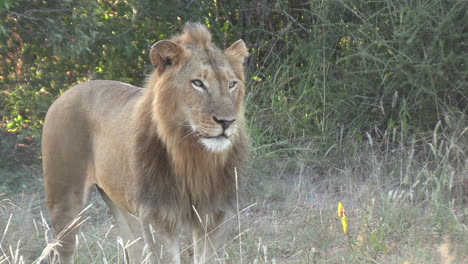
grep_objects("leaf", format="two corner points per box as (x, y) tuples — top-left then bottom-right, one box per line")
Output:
(337, 202), (348, 235)
(252, 76), (263, 82)
(6, 121), (15, 129)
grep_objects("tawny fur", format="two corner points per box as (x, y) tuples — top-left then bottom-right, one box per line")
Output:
(42, 22), (249, 263)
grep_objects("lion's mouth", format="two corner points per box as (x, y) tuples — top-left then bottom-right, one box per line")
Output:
(203, 133), (229, 139)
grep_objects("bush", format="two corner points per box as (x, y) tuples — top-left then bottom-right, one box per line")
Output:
(0, 0), (466, 155)
(248, 0), (467, 152)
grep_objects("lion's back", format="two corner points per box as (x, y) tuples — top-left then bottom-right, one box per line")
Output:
(51, 80), (141, 120)
(42, 80), (143, 196)
(43, 80), (142, 146)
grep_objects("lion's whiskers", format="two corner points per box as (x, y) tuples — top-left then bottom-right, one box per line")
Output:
(177, 129), (198, 144)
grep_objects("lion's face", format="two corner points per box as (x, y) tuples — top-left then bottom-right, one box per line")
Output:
(150, 32), (248, 153)
(177, 49), (244, 152)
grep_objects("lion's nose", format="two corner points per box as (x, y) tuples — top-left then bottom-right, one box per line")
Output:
(212, 115), (236, 130)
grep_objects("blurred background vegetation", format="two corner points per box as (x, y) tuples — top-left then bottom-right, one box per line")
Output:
(0, 0), (466, 164)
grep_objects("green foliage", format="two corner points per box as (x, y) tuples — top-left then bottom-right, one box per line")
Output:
(0, 0), (250, 133)
(0, 0), (466, 157)
(247, 0), (467, 152)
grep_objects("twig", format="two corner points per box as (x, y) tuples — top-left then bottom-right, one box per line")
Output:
(273, 8), (310, 34)
(235, 167), (243, 264)
(103, 27), (135, 40)
(8, 11), (41, 21)
(24, 8), (73, 14)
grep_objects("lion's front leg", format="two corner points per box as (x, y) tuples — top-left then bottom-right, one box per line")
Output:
(140, 218), (181, 264)
(192, 212), (229, 264)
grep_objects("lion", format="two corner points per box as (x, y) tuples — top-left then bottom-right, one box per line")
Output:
(42, 22), (249, 264)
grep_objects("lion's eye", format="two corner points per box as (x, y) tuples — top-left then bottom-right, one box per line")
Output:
(191, 80), (206, 91)
(229, 81), (238, 90)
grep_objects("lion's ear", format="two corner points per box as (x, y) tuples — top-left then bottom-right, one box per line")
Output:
(150, 40), (188, 74)
(224, 39), (249, 65)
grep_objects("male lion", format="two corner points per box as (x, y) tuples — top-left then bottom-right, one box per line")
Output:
(42, 23), (249, 264)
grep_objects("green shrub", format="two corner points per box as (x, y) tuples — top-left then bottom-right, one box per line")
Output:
(0, 0), (466, 156)
(246, 0), (467, 155)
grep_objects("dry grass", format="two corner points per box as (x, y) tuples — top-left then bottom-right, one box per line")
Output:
(0, 118), (467, 263)
(1, 136), (466, 264)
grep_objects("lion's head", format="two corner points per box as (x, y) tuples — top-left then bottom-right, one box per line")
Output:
(147, 23), (249, 153)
